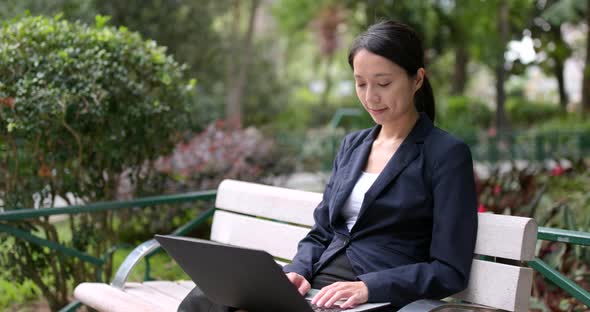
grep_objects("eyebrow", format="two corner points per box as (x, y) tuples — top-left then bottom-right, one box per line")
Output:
(354, 73), (393, 78)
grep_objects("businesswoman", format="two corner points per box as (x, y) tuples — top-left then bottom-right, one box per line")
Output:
(283, 20), (478, 310)
(178, 20), (477, 312)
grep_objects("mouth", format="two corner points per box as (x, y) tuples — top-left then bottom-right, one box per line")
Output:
(367, 107), (388, 114)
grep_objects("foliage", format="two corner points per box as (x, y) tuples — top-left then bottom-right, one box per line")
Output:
(437, 95), (493, 135)
(0, 15), (194, 310)
(146, 120), (296, 193)
(300, 126), (346, 171)
(506, 97), (563, 126)
(476, 161), (590, 311)
(95, 1), (230, 86)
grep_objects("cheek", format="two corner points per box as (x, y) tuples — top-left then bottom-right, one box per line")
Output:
(355, 88), (365, 103)
(390, 84), (415, 102)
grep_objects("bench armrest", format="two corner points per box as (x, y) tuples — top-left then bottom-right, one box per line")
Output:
(111, 239), (160, 289)
(398, 299), (499, 312)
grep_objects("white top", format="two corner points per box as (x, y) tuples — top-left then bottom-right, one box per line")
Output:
(341, 171), (379, 231)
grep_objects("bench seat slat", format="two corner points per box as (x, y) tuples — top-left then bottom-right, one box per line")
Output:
(74, 282), (164, 312)
(178, 280), (196, 290)
(124, 282), (179, 312)
(143, 281), (193, 301)
(210, 210), (309, 260)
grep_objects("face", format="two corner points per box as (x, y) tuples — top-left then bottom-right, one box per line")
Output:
(352, 49), (423, 125)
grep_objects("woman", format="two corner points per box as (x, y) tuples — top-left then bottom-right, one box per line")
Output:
(179, 20), (477, 312)
(283, 20), (477, 310)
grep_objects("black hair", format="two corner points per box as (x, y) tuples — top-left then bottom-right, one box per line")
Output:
(348, 20), (435, 122)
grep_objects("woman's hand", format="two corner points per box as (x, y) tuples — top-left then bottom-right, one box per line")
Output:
(311, 281), (369, 309)
(286, 272), (311, 296)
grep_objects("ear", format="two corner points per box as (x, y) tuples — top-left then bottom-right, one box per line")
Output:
(414, 68), (425, 92)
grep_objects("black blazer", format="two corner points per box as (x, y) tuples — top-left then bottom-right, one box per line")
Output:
(283, 113), (478, 307)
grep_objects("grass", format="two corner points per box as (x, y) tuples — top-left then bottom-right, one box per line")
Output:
(111, 247), (189, 282)
(0, 278), (40, 310)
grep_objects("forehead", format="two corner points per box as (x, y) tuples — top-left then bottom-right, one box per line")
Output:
(352, 49), (405, 78)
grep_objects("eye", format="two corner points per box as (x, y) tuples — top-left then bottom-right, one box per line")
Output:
(356, 83), (366, 88)
(378, 82), (391, 87)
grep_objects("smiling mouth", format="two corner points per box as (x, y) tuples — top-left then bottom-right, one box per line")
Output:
(367, 107), (388, 113)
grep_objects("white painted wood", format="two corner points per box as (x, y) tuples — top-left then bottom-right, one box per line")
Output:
(475, 213), (538, 261)
(75, 180), (539, 312)
(215, 179), (321, 226)
(178, 280), (196, 290)
(124, 283), (179, 312)
(74, 282), (163, 312)
(216, 180), (537, 261)
(453, 259), (533, 312)
(210, 210), (309, 260)
(143, 281), (193, 301)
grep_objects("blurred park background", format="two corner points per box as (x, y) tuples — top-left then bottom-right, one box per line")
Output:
(1, 0), (590, 311)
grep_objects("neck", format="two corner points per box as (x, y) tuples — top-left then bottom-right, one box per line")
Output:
(377, 110), (419, 142)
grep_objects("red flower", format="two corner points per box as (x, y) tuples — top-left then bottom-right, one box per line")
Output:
(493, 184), (501, 195)
(487, 127), (497, 137)
(0, 97), (15, 109)
(38, 164), (51, 177)
(477, 203), (487, 213)
(551, 165), (565, 176)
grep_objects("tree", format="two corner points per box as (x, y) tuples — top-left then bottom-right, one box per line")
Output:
(224, 0), (261, 128)
(583, 0), (590, 112)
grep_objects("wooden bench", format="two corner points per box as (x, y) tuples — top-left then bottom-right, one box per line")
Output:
(74, 179), (538, 311)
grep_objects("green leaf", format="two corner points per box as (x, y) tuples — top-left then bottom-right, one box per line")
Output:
(95, 15), (111, 29)
(161, 73), (172, 85)
(186, 78), (197, 91)
(7, 122), (16, 132)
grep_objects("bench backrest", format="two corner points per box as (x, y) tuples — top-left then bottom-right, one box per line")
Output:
(210, 179), (537, 312)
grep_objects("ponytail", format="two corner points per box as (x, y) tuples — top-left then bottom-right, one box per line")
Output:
(414, 76), (435, 122)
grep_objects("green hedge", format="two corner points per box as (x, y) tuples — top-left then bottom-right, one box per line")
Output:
(0, 15), (195, 311)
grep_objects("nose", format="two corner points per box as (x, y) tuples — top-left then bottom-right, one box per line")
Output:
(365, 87), (380, 105)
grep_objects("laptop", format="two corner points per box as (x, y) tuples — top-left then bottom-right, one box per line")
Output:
(155, 235), (391, 312)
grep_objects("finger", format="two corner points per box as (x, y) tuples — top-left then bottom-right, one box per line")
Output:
(298, 279), (311, 296)
(339, 295), (360, 309)
(325, 290), (349, 307)
(311, 283), (337, 305)
(315, 286), (339, 307)
(310, 288), (324, 305)
(286, 273), (297, 284)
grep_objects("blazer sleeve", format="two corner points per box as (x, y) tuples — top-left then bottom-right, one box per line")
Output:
(357, 142), (478, 307)
(282, 135), (349, 281)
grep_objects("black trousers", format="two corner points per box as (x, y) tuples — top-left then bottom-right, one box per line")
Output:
(177, 252), (392, 312)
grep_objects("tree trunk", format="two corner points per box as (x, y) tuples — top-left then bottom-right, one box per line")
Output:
(320, 53), (334, 108)
(225, 0), (259, 128)
(495, 0), (510, 132)
(451, 44), (469, 95)
(582, 0), (590, 112)
(554, 59), (569, 110)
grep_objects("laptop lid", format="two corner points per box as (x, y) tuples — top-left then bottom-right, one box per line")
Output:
(155, 234), (391, 312)
(155, 234), (314, 312)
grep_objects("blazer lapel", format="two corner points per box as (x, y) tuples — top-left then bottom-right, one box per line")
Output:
(353, 113), (433, 230)
(329, 126), (379, 225)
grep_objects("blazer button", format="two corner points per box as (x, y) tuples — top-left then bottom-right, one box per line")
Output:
(342, 238), (350, 247)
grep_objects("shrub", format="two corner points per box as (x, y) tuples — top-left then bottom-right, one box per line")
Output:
(437, 95), (492, 135)
(0, 15), (194, 310)
(506, 97), (563, 126)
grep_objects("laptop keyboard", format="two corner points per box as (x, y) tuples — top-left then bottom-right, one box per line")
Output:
(310, 303), (345, 312)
